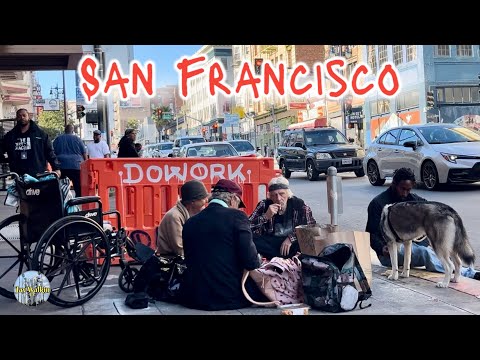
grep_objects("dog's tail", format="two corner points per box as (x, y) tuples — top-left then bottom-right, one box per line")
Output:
(453, 211), (475, 267)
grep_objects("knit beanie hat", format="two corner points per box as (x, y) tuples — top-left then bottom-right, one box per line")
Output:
(181, 180), (209, 202)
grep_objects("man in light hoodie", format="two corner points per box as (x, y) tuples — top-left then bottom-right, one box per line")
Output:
(156, 180), (209, 257)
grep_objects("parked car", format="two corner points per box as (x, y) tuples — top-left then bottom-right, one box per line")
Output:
(276, 127), (365, 181)
(228, 140), (261, 157)
(143, 142), (174, 158)
(171, 136), (206, 157)
(363, 123), (480, 190)
(177, 141), (239, 158)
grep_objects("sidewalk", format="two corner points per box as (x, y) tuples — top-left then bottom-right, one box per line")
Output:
(1, 264), (479, 315)
(1, 192), (480, 315)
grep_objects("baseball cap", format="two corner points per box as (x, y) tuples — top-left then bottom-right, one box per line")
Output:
(93, 130), (101, 135)
(212, 179), (245, 208)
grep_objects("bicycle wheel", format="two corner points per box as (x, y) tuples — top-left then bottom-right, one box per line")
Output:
(31, 215), (111, 308)
(0, 215), (29, 299)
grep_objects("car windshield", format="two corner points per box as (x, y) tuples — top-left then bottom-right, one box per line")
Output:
(160, 143), (173, 150)
(186, 144), (238, 157)
(305, 130), (348, 145)
(179, 138), (205, 146)
(230, 141), (255, 152)
(418, 126), (480, 144)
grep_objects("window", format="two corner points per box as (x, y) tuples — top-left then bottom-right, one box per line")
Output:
(445, 88), (454, 103)
(346, 61), (357, 78)
(456, 45), (472, 57)
(378, 99), (391, 114)
(221, 57), (228, 70)
(377, 133), (388, 144)
(384, 129), (400, 145)
(436, 86), (480, 104)
(406, 45), (417, 62)
(393, 45), (403, 65)
(435, 45), (450, 57)
(398, 129), (419, 146)
(396, 90), (419, 111)
(378, 45), (388, 66)
(368, 45), (377, 73)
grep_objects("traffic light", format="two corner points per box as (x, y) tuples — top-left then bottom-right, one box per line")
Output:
(157, 108), (163, 119)
(76, 105), (85, 119)
(212, 123), (218, 133)
(344, 95), (353, 116)
(426, 90), (435, 109)
(254, 58), (263, 75)
(202, 127), (207, 136)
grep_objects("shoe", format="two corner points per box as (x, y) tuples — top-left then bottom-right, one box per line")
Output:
(473, 272), (480, 281)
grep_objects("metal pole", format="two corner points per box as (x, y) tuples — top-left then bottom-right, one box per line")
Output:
(62, 70), (68, 126)
(326, 166), (342, 230)
(271, 103), (277, 156)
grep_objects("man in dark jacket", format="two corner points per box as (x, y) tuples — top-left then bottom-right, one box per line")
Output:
(1, 108), (60, 177)
(366, 167), (478, 279)
(117, 128), (139, 158)
(249, 176), (316, 259)
(180, 179), (264, 311)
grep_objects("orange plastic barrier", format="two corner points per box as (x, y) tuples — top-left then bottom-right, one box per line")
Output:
(80, 157), (277, 252)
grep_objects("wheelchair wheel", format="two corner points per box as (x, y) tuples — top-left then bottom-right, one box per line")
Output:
(118, 266), (139, 293)
(32, 215), (111, 308)
(0, 215), (29, 299)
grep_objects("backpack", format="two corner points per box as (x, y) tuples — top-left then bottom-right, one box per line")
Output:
(242, 256), (304, 307)
(131, 254), (186, 304)
(300, 243), (372, 313)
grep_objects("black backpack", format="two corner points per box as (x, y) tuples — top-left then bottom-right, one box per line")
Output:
(300, 243), (372, 313)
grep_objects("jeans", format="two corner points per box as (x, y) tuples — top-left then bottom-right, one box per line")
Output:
(378, 242), (477, 279)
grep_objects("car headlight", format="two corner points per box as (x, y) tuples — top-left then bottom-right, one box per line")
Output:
(315, 152), (331, 160)
(441, 153), (458, 163)
(356, 149), (365, 157)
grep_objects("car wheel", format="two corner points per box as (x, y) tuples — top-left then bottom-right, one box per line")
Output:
(280, 161), (291, 178)
(354, 168), (365, 177)
(421, 161), (440, 190)
(306, 160), (319, 181)
(367, 161), (385, 186)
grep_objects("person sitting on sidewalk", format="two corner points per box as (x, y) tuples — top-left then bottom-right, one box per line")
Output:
(156, 180), (209, 257)
(248, 176), (316, 260)
(366, 167), (480, 280)
(180, 179), (266, 311)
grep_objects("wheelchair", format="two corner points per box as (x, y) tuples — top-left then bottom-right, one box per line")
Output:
(0, 171), (133, 308)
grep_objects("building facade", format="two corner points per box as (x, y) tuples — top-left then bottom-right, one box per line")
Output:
(362, 45), (480, 147)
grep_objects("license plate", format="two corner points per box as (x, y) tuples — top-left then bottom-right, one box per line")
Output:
(342, 158), (353, 165)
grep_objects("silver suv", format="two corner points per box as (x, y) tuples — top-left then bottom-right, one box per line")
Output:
(171, 136), (206, 157)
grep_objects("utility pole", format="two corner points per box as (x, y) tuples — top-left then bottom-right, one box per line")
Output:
(271, 103), (277, 156)
(94, 45), (110, 146)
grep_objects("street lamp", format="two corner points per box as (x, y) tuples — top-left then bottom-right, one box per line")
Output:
(49, 70), (68, 127)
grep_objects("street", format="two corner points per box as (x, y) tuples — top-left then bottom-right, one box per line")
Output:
(288, 172), (480, 269)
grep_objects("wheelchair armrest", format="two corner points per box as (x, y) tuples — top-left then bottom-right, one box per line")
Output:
(0, 172), (19, 181)
(66, 196), (102, 207)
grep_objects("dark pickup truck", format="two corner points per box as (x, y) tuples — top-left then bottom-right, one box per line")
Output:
(276, 127), (365, 181)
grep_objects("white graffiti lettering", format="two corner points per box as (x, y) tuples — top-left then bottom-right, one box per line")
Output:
(121, 163), (248, 184)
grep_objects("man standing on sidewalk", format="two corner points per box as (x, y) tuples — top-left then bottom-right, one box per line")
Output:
(53, 124), (87, 197)
(86, 130), (110, 159)
(1, 108), (61, 178)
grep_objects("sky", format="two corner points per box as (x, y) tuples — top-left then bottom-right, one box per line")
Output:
(35, 45), (201, 101)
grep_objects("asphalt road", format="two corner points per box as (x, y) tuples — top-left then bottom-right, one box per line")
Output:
(287, 171), (480, 268)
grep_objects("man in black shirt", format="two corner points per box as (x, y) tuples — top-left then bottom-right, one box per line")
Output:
(366, 167), (479, 279)
(1, 108), (60, 177)
(181, 179), (264, 311)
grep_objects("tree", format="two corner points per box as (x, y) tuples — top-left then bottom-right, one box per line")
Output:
(127, 118), (139, 130)
(152, 105), (172, 129)
(37, 107), (66, 140)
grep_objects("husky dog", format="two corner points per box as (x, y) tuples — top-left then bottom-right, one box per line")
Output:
(379, 201), (475, 288)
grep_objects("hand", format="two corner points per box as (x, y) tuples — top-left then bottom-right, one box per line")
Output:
(265, 203), (281, 220)
(382, 245), (389, 257)
(280, 238), (292, 257)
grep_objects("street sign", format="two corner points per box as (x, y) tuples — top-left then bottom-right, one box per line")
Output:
(348, 107), (364, 124)
(162, 113), (173, 121)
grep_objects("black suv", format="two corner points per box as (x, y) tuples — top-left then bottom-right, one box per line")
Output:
(276, 127), (365, 181)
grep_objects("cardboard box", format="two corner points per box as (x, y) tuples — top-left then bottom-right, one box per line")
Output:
(295, 224), (372, 286)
